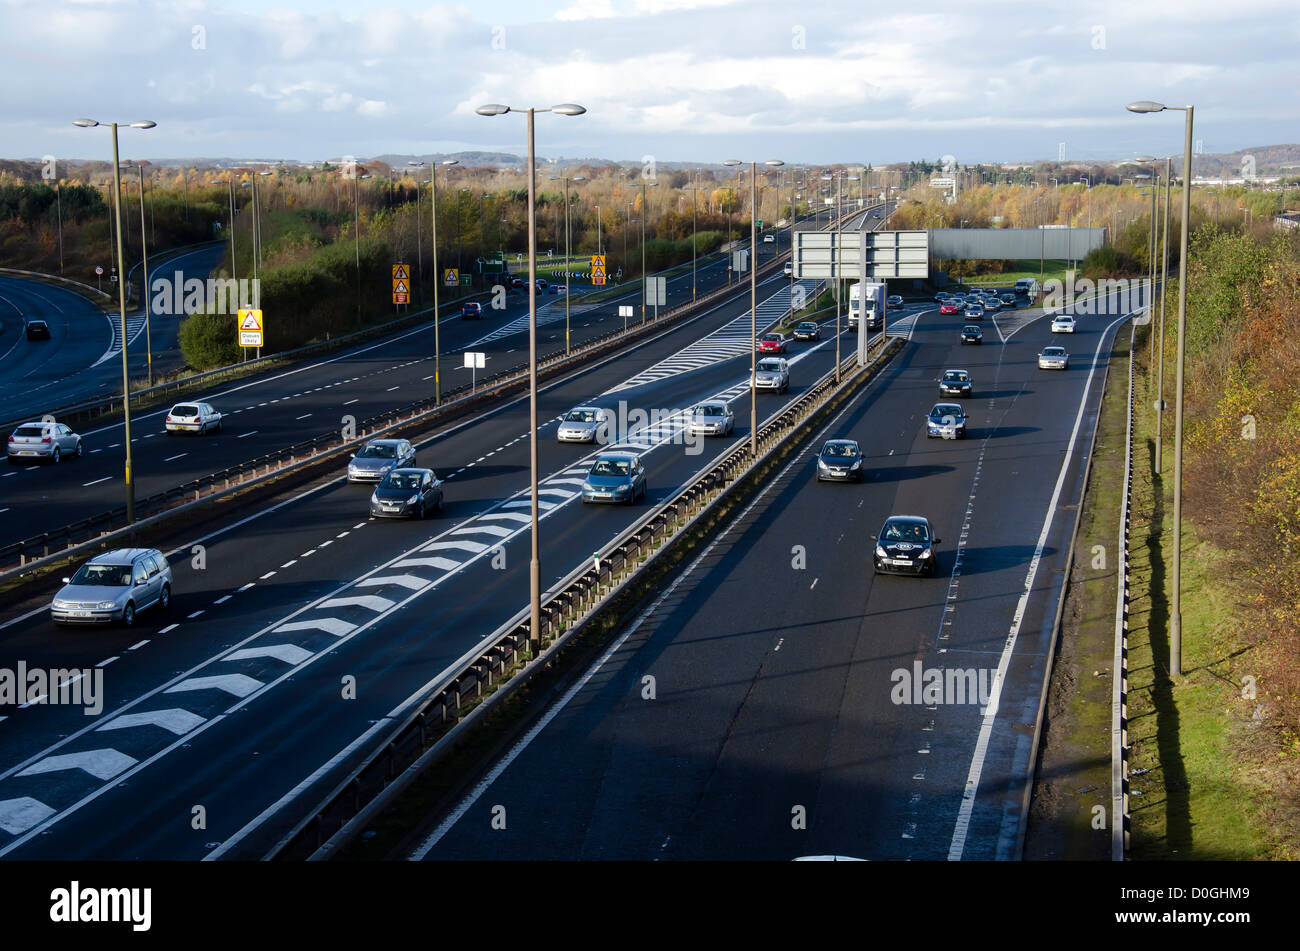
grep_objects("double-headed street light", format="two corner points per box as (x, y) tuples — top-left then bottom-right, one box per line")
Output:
(1127, 99), (1195, 676)
(476, 102), (586, 649)
(724, 159), (784, 456)
(74, 118), (155, 523)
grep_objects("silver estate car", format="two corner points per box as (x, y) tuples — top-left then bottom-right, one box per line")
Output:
(348, 438), (416, 483)
(688, 401), (735, 436)
(7, 421), (82, 464)
(52, 548), (172, 626)
(1039, 346), (1069, 370)
(557, 406), (608, 443)
(754, 357), (790, 393)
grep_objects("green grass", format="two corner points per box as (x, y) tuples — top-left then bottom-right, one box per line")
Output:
(1124, 341), (1273, 859)
(959, 259), (1073, 288)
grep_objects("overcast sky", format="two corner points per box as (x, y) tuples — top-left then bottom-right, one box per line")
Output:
(4, 0), (1297, 167)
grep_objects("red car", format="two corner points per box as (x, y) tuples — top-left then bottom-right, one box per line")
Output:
(939, 302), (959, 315)
(461, 302), (483, 319)
(758, 333), (787, 354)
(509, 276), (526, 289)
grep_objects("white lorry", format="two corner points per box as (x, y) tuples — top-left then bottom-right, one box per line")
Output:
(847, 282), (885, 332)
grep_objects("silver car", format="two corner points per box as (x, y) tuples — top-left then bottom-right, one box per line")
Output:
(1039, 346), (1069, 370)
(926, 402), (967, 439)
(7, 420), (82, 464)
(557, 406), (608, 443)
(369, 468), (443, 519)
(52, 548), (172, 626)
(688, 401), (735, 436)
(1051, 314), (1076, 333)
(754, 357), (790, 393)
(165, 401), (222, 435)
(348, 438), (416, 483)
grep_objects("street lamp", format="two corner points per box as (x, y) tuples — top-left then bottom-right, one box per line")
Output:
(73, 117), (155, 523)
(1127, 98), (1194, 676)
(1156, 156), (1171, 476)
(476, 101), (586, 649)
(638, 180), (657, 323)
(1135, 156), (1159, 373)
(124, 163), (154, 385)
(419, 159), (459, 404)
(550, 172), (585, 352)
(724, 158), (784, 456)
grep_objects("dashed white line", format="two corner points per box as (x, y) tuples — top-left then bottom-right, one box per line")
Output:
(280, 560), (297, 568)
(214, 595), (232, 605)
(95, 657), (118, 668)
(159, 624), (179, 634)
(82, 477), (111, 487)
(260, 571), (276, 580)
(126, 640), (149, 651)
(164, 453), (187, 462)
(237, 431), (258, 439)
(237, 583), (254, 592)
(187, 611), (204, 619)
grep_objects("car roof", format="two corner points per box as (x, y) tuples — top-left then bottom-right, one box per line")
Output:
(595, 451), (638, 462)
(963, 324), (981, 330)
(568, 405), (601, 412)
(882, 515), (930, 526)
(384, 467), (433, 476)
(695, 400), (727, 408)
(88, 547), (159, 565)
(944, 369), (969, 375)
(823, 439), (859, 448)
(365, 437), (406, 445)
(1043, 345), (1066, 352)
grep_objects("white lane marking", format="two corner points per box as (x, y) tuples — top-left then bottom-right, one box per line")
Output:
(355, 574), (426, 591)
(237, 430), (258, 439)
(164, 453), (187, 462)
(422, 540), (488, 554)
(344, 399), (359, 405)
(319, 595), (395, 613)
(214, 595), (232, 605)
(260, 571), (276, 580)
(159, 624), (178, 634)
(97, 709), (206, 735)
(280, 560), (297, 569)
(165, 674), (262, 698)
(394, 557), (461, 571)
(82, 477), (111, 487)
(273, 618), (356, 637)
(224, 644), (313, 665)
(0, 798), (55, 836)
(187, 611), (205, 619)
(95, 657), (118, 668)
(947, 307), (1135, 861)
(126, 640), (148, 650)
(17, 749), (136, 781)
(296, 414), (312, 420)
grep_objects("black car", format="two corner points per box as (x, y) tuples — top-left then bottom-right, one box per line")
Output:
(815, 439), (863, 482)
(793, 321), (821, 341)
(25, 320), (50, 340)
(960, 325), (983, 345)
(368, 467), (443, 519)
(873, 515), (941, 577)
(939, 369), (972, 397)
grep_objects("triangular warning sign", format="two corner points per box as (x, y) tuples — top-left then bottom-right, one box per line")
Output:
(393, 280), (409, 294)
(240, 312), (260, 330)
(392, 264), (409, 280)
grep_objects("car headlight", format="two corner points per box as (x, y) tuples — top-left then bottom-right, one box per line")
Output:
(850, 460), (861, 470)
(817, 459), (829, 469)
(407, 494), (419, 505)
(582, 482), (594, 492)
(53, 599), (71, 609)
(875, 546), (887, 558)
(920, 549), (933, 559)
(98, 601), (116, 610)
(370, 492), (378, 503)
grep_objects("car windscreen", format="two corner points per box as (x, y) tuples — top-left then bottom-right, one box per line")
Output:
(883, 522), (929, 542)
(1044, 348), (1065, 355)
(943, 372), (966, 382)
(823, 443), (857, 457)
(13, 425), (46, 438)
(695, 405), (724, 417)
(172, 405), (199, 416)
(763, 334), (781, 341)
(758, 360), (781, 371)
(798, 323), (816, 330)
(381, 472), (422, 489)
(931, 407), (961, 419)
(565, 410), (597, 423)
(71, 563), (132, 586)
(358, 444), (397, 459)
(591, 459), (630, 477)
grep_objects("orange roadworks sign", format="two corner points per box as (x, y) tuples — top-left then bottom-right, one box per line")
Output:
(591, 254), (607, 286)
(392, 278), (410, 304)
(392, 264), (410, 280)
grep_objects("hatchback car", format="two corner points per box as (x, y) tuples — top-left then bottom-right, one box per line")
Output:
(369, 467), (443, 519)
(581, 452), (646, 504)
(763, 233), (776, 243)
(509, 276), (526, 289)
(758, 332), (788, 354)
(25, 319), (51, 340)
(926, 403), (968, 440)
(939, 369), (972, 397)
(940, 301), (961, 316)
(535, 279), (548, 292)
(964, 303), (984, 320)
(754, 357), (790, 393)
(348, 438), (416, 482)
(783, 263), (794, 277)
(52, 548), (171, 626)
(1000, 294), (1016, 308)
(1051, 315), (1076, 333)
(982, 297), (1001, 313)
(887, 295), (904, 307)
(557, 406), (608, 443)
(1039, 346), (1069, 369)
(960, 325), (983, 345)
(688, 401), (735, 436)
(7, 421), (82, 463)
(816, 439), (863, 482)
(165, 401), (222, 435)
(461, 302), (484, 319)
(873, 516), (941, 577)
(792, 321), (820, 341)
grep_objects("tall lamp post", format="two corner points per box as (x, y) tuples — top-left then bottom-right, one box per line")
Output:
(130, 163), (154, 386)
(476, 102), (586, 649)
(426, 160), (457, 404)
(724, 158), (784, 456)
(1127, 98), (1194, 677)
(1156, 156), (1171, 475)
(74, 118), (155, 523)
(550, 173), (585, 352)
(352, 171), (371, 324)
(637, 180), (657, 323)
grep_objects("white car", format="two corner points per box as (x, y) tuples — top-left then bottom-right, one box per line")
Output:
(1051, 315), (1076, 333)
(783, 263), (794, 277)
(763, 234), (776, 243)
(165, 401), (222, 435)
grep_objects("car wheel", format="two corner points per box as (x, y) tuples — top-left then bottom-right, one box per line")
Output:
(199, 422), (207, 436)
(434, 494), (443, 512)
(74, 440), (83, 458)
(417, 500), (426, 520)
(215, 420), (222, 434)
(159, 584), (170, 610)
(121, 602), (135, 627)
(51, 447), (60, 464)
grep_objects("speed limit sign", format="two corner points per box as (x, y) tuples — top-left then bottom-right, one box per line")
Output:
(95, 266), (104, 276)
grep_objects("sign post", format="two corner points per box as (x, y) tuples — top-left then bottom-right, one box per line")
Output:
(645, 276), (666, 322)
(443, 268), (459, 288)
(618, 304), (633, 334)
(94, 265), (103, 293)
(591, 253), (606, 286)
(392, 264), (410, 308)
(464, 351), (485, 393)
(238, 308), (264, 359)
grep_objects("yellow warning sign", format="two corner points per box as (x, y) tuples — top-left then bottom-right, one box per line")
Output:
(237, 308), (263, 348)
(392, 264), (410, 280)
(591, 254), (605, 268)
(443, 268), (459, 287)
(392, 278), (410, 305)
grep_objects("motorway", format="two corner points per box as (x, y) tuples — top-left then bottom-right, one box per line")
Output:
(0, 205), (893, 859)
(0, 245), (222, 422)
(0, 213), (836, 550)
(406, 289), (1133, 861)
